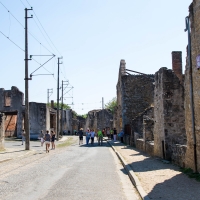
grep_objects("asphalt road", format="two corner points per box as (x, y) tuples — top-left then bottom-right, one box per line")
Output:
(0, 137), (140, 200)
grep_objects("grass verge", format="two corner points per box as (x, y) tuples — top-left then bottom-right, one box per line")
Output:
(56, 137), (77, 148)
(180, 167), (200, 182)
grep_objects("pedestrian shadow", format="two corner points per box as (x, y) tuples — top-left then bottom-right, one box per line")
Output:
(12, 145), (22, 146)
(79, 142), (108, 147)
(31, 145), (41, 147)
(0, 150), (25, 154)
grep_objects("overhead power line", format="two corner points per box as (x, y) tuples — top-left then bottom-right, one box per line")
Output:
(1, 1), (55, 55)
(0, 1), (24, 28)
(26, 0), (63, 57)
(0, 30), (24, 52)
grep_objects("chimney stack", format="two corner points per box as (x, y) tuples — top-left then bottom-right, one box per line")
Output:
(120, 59), (126, 76)
(172, 51), (182, 83)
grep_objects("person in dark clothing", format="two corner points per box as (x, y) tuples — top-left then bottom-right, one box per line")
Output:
(44, 130), (51, 153)
(113, 128), (117, 142)
(51, 130), (56, 149)
(78, 128), (84, 145)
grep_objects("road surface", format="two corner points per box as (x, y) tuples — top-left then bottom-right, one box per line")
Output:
(0, 137), (140, 200)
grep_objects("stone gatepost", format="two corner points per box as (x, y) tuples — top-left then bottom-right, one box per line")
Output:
(0, 113), (5, 150)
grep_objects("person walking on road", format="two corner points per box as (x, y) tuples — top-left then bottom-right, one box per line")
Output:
(86, 129), (91, 145)
(90, 129), (95, 145)
(44, 130), (51, 153)
(110, 129), (114, 140)
(97, 128), (103, 146)
(21, 129), (25, 145)
(113, 128), (117, 142)
(106, 128), (110, 139)
(39, 130), (45, 147)
(78, 128), (84, 145)
(119, 129), (124, 143)
(51, 130), (56, 149)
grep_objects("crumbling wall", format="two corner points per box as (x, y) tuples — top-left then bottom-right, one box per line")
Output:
(84, 109), (113, 131)
(0, 113), (5, 150)
(154, 67), (186, 165)
(29, 102), (47, 139)
(0, 87), (24, 138)
(121, 74), (154, 129)
(184, 1), (200, 171)
(134, 107), (154, 155)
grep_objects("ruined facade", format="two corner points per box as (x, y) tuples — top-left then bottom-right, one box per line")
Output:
(29, 102), (57, 139)
(116, 51), (186, 167)
(116, 59), (154, 144)
(84, 109), (113, 131)
(154, 59), (186, 165)
(184, 1), (200, 172)
(0, 87), (24, 138)
(0, 113), (5, 150)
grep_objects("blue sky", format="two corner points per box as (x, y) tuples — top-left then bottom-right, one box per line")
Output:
(0, 0), (192, 114)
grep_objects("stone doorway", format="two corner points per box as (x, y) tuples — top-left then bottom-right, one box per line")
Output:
(50, 113), (56, 132)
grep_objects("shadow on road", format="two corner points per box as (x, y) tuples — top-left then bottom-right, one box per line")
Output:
(0, 150), (25, 154)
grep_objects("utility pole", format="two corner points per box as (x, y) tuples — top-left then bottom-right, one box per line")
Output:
(57, 57), (62, 140)
(60, 80), (69, 136)
(61, 80), (64, 136)
(102, 97), (105, 130)
(24, 8), (32, 150)
(47, 88), (53, 104)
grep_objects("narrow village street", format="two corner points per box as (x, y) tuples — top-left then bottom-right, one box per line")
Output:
(0, 137), (140, 200)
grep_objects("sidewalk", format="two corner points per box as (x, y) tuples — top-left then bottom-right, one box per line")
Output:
(0, 136), (69, 162)
(108, 141), (200, 200)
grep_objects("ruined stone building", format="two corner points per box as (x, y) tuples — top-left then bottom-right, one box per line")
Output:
(0, 113), (5, 150)
(154, 52), (186, 166)
(0, 87), (25, 138)
(116, 51), (186, 167)
(84, 109), (113, 131)
(116, 60), (154, 144)
(184, 0), (200, 172)
(0, 87), (76, 139)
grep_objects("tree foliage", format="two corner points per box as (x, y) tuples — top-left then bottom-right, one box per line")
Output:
(47, 102), (71, 109)
(77, 114), (88, 119)
(105, 97), (117, 114)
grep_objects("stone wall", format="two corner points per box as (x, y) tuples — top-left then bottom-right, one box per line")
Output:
(84, 109), (113, 131)
(0, 86), (24, 138)
(29, 102), (47, 139)
(0, 113), (5, 150)
(116, 60), (154, 137)
(184, 1), (200, 172)
(154, 67), (186, 164)
(121, 74), (154, 127)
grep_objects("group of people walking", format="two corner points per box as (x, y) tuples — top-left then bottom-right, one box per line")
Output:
(78, 127), (124, 146)
(77, 128), (104, 146)
(39, 130), (56, 153)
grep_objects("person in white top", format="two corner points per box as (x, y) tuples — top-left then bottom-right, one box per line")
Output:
(90, 129), (95, 145)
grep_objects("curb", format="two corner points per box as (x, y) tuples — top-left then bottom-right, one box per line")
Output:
(108, 141), (150, 200)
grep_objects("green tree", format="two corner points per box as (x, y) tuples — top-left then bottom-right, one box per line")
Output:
(47, 102), (71, 109)
(105, 97), (117, 114)
(77, 114), (88, 119)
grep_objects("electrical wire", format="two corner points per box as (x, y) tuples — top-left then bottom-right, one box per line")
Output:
(26, 0), (63, 57)
(1, 1), (55, 55)
(19, 0), (26, 7)
(0, 30), (24, 52)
